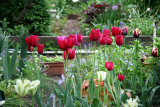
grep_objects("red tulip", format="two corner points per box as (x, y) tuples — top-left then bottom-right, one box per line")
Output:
(118, 74), (125, 81)
(103, 29), (111, 37)
(115, 35), (124, 46)
(99, 34), (109, 45)
(28, 46), (33, 52)
(37, 44), (44, 54)
(112, 27), (122, 36)
(89, 29), (101, 41)
(63, 48), (75, 60)
(151, 48), (158, 57)
(57, 36), (68, 51)
(133, 28), (141, 38)
(67, 38), (74, 48)
(105, 62), (114, 71)
(68, 34), (76, 44)
(106, 38), (112, 45)
(25, 37), (31, 46)
(30, 35), (39, 47)
(122, 27), (128, 36)
(74, 36), (80, 46)
(77, 34), (83, 43)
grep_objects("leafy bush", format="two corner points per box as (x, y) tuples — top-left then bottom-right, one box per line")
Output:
(0, 0), (51, 34)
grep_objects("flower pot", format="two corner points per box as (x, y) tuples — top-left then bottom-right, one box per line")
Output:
(42, 62), (65, 76)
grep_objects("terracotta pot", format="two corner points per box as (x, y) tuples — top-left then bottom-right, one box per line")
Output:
(42, 62), (65, 76)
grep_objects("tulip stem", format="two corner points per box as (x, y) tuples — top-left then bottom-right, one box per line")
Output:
(32, 96), (34, 107)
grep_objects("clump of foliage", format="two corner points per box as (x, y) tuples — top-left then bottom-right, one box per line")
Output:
(0, 0), (51, 34)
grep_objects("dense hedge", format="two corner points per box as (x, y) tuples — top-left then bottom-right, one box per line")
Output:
(0, 0), (51, 34)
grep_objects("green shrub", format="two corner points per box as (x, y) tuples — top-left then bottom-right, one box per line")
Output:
(0, 0), (51, 34)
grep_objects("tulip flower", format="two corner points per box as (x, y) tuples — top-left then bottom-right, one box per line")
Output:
(30, 35), (39, 47)
(77, 34), (83, 43)
(97, 71), (107, 81)
(57, 36), (68, 51)
(25, 37), (31, 46)
(64, 48), (75, 60)
(105, 62), (114, 71)
(28, 80), (40, 96)
(112, 27), (122, 36)
(103, 29), (111, 37)
(122, 27), (128, 36)
(28, 46), (34, 52)
(25, 35), (39, 47)
(133, 28), (141, 38)
(67, 34), (76, 48)
(0, 100), (5, 106)
(115, 35), (124, 46)
(37, 44), (44, 54)
(118, 74), (125, 81)
(151, 48), (158, 57)
(106, 38), (112, 45)
(15, 79), (30, 96)
(74, 36), (80, 46)
(99, 34), (109, 45)
(89, 29), (101, 41)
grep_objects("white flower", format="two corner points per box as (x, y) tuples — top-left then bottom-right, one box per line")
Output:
(129, 15), (131, 18)
(97, 71), (107, 81)
(15, 79), (30, 96)
(72, 0), (78, 2)
(28, 80), (40, 96)
(0, 100), (5, 106)
(147, 8), (150, 11)
(123, 98), (138, 107)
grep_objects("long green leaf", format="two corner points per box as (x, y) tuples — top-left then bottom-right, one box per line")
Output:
(8, 45), (18, 79)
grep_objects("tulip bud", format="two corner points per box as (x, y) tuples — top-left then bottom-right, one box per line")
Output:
(77, 34), (83, 43)
(57, 36), (68, 51)
(106, 38), (112, 45)
(28, 80), (40, 96)
(115, 35), (124, 46)
(28, 46), (34, 52)
(112, 27), (122, 36)
(103, 29), (111, 37)
(15, 79), (30, 96)
(151, 48), (158, 57)
(122, 27), (128, 36)
(97, 71), (107, 81)
(133, 28), (141, 38)
(105, 62), (114, 71)
(30, 35), (39, 47)
(89, 29), (101, 41)
(99, 35), (108, 45)
(64, 48), (76, 60)
(0, 100), (5, 106)
(37, 44), (44, 54)
(118, 74), (125, 81)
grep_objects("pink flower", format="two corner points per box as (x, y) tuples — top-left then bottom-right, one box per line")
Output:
(37, 44), (44, 54)
(115, 35), (124, 46)
(118, 74), (125, 81)
(106, 38), (112, 45)
(122, 27), (128, 36)
(105, 62), (114, 71)
(99, 34), (109, 45)
(133, 28), (141, 38)
(103, 29), (111, 37)
(63, 48), (76, 60)
(57, 36), (68, 51)
(77, 34), (83, 43)
(112, 27), (122, 36)
(89, 29), (101, 41)
(151, 48), (158, 57)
